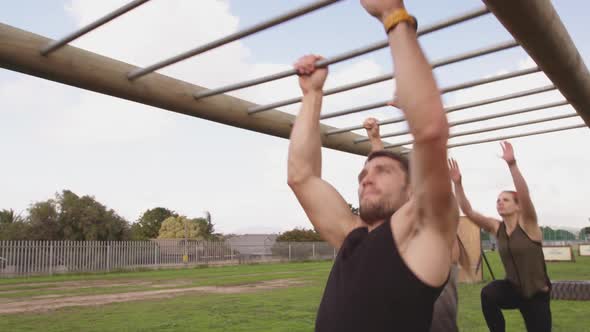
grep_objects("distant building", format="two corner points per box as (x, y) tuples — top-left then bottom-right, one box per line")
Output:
(226, 234), (278, 256)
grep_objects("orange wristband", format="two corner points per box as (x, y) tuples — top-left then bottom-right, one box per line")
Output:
(383, 9), (418, 34)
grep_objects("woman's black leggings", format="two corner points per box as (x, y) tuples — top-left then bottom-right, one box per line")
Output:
(481, 280), (552, 332)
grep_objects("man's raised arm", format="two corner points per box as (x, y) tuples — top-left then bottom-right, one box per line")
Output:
(363, 117), (385, 151)
(287, 55), (358, 249)
(361, 0), (457, 242)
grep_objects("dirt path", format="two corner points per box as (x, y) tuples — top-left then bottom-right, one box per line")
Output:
(0, 279), (305, 314)
(0, 279), (192, 294)
(0, 268), (318, 293)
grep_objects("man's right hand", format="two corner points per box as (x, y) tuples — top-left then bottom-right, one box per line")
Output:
(288, 54), (356, 250)
(448, 158), (462, 184)
(360, 0), (404, 22)
(294, 55), (328, 95)
(363, 117), (384, 151)
(363, 117), (380, 140)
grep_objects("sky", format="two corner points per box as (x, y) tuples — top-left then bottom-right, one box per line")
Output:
(1, 0), (589, 234)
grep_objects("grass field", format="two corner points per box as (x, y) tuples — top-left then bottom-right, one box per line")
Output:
(0, 252), (589, 331)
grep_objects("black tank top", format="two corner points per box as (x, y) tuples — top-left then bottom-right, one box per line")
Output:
(315, 220), (446, 332)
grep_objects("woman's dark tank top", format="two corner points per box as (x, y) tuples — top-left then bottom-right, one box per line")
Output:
(315, 220), (446, 332)
(496, 222), (551, 298)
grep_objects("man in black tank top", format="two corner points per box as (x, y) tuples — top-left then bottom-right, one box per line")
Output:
(287, 1), (459, 331)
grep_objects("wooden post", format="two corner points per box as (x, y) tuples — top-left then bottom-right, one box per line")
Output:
(0, 23), (388, 157)
(483, 0), (590, 127)
(457, 216), (483, 283)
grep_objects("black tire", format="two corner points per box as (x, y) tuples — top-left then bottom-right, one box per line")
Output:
(551, 281), (590, 301)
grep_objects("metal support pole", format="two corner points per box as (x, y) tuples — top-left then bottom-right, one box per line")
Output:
(289, 244), (292, 261)
(439, 67), (540, 94)
(106, 244), (111, 272)
(193, 7), (490, 99)
(327, 85), (556, 136)
(484, 0), (590, 127)
(454, 112), (580, 136)
(49, 242), (53, 276)
(128, 0), (342, 80)
(481, 249), (496, 280)
(324, 67), (539, 121)
(444, 123), (586, 150)
(248, 40), (519, 114)
(443, 85), (556, 114)
(41, 0), (151, 55)
(384, 112), (579, 149)
(183, 219), (188, 264)
(381, 100), (569, 144)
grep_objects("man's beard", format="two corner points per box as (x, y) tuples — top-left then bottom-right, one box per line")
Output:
(359, 197), (398, 225)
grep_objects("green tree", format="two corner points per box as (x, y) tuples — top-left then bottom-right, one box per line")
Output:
(276, 227), (323, 242)
(27, 200), (60, 240)
(540, 226), (576, 241)
(129, 223), (144, 240)
(192, 211), (217, 240)
(1, 191), (130, 241)
(132, 207), (177, 240)
(0, 209), (24, 224)
(158, 216), (202, 239)
(56, 190), (129, 241)
(579, 226), (590, 240)
(272, 227), (323, 259)
(24, 190), (129, 241)
(0, 209), (29, 240)
(555, 229), (576, 240)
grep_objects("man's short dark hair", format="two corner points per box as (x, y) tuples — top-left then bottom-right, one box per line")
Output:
(366, 150), (410, 179)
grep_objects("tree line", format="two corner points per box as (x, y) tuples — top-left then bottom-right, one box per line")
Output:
(481, 226), (584, 242)
(0, 190), (218, 241)
(3, 194), (586, 242)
